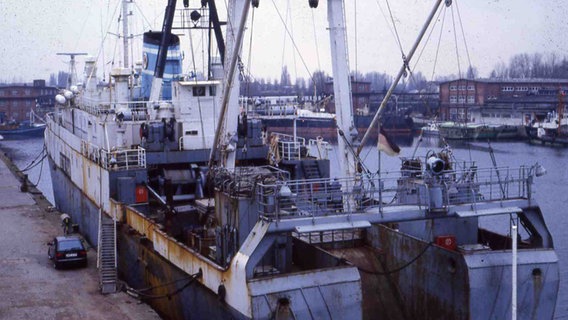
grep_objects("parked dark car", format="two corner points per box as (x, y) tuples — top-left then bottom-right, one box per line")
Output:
(47, 236), (88, 269)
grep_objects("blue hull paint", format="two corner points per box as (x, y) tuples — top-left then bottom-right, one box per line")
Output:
(0, 125), (46, 139)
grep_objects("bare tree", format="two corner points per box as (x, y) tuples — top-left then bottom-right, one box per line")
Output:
(309, 70), (328, 97)
(492, 61), (509, 79)
(280, 66), (291, 88)
(466, 65), (478, 79)
(363, 72), (392, 92)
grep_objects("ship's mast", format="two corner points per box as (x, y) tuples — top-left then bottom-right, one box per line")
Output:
(208, 0), (250, 169)
(328, 0), (356, 179)
(121, 0), (130, 69)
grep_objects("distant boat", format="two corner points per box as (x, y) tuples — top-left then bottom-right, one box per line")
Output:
(255, 109), (337, 140)
(0, 110), (46, 139)
(438, 121), (519, 140)
(248, 98), (338, 140)
(526, 123), (568, 147)
(420, 121), (440, 137)
(0, 121), (46, 139)
(353, 112), (414, 138)
(525, 93), (568, 146)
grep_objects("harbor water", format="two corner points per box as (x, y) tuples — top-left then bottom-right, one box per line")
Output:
(3, 135), (567, 318)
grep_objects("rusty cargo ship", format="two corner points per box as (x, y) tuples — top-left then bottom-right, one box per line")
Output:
(44, 0), (558, 319)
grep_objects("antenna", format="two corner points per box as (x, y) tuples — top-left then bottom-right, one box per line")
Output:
(57, 52), (88, 88)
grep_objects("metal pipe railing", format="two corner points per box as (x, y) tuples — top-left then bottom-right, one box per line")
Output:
(256, 166), (533, 221)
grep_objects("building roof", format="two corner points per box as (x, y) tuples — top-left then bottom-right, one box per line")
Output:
(439, 78), (568, 85)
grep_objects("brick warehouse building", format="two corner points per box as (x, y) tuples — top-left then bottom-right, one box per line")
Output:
(439, 78), (568, 123)
(0, 80), (58, 123)
(323, 78), (439, 116)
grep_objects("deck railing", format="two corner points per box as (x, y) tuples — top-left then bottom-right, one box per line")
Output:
(255, 165), (534, 221)
(77, 96), (152, 121)
(270, 133), (305, 161)
(100, 147), (146, 170)
(81, 140), (146, 170)
(269, 132), (330, 161)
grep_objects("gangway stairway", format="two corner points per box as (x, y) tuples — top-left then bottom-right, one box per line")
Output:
(98, 216), (118, 294)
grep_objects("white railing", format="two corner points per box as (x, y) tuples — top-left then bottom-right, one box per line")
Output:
(269, 132), (330, 161)
(76, 96), (151, 121)
(100, 147), (147, 170)
(279, 140), (301, 161)
(307, 137), (331, 160)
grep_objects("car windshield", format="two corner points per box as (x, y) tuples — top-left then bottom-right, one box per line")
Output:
(58, 239), (83, 251)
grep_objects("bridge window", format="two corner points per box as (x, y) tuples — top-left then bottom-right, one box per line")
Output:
(193, 86), (206, 97)
(185, 130), (198, 136)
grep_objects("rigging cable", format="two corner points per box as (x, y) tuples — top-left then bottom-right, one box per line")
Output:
(187, 17), (207, 147)
(279, 1), (288, 81)
(353, 0), (358, 79)
(357, 242), (433, 275)
(430, 5), (448, 81)
(280, 0), (299, 82)
(309, 5), (322, 98)
(125, 270), (202, 300)
(358, 226), (434, 276)
(384, 0), (406, 60)
(244, 6), (256, 98)
(270, 0), (314, 86)
(310, 9), (322, 72)
(401, 5), (445, 114)
(409, 6), (447, 119)
(337, 128), (372, 177)
(109, 0), (125, 70)
(131, 2), (155, 65)
(450, 4), (462, 78)
(454, 0), (474, 75)
(488, 141), (506, 198)
(408, 5), (445, 82)
(94, 1), (122, 83)
(373, 0), (402, 55)
(32, 150), (45, 188)
(20, 144), (47, 172)
(392, 5), (443, 95)
(131, 1), (154, 30)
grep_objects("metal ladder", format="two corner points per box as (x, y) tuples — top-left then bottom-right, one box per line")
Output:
(97, 211), (117, 294)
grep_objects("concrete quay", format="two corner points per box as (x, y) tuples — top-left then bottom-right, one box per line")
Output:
(0, 151), (161, 320)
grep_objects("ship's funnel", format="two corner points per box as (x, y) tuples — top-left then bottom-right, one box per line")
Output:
(141, 32), (182, 100)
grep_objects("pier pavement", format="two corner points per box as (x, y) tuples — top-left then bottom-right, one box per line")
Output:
(0, 151), (161, 320)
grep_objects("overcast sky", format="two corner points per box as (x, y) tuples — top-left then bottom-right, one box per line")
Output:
(1, 0), (566, 84)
